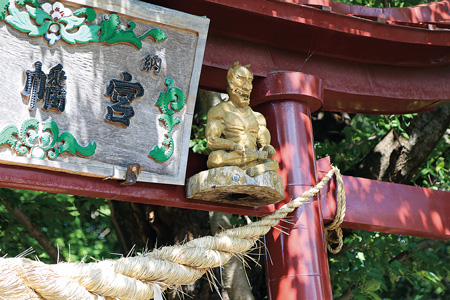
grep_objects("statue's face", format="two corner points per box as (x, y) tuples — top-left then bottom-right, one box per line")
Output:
(227, 66), (253, 108)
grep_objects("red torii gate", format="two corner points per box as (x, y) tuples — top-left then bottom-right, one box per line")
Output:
(2, 0), (450, 299)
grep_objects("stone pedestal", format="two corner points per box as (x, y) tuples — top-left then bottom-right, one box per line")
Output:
(186, 166), (284, 207)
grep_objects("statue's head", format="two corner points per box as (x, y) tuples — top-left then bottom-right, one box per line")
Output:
(226, 62), (253, 108)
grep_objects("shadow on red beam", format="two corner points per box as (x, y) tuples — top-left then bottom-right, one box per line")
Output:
(0, 153), (274, 217)
(200, 34), (450, 114)
(317, 157), (450, 240)
(4, 151), (449, 236)
(151, 0), (450, 67)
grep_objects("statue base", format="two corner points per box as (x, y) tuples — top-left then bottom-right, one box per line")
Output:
(186, 166), (284, 207)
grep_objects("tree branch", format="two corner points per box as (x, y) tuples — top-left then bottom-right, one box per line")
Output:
(130, 203), (158, 249)
(335, 289), (355, 300)
(348, 103), (450, 183)
(107, 200), (129, 254)
(1, 198), (63, 263)
(389, 239), (445, 264)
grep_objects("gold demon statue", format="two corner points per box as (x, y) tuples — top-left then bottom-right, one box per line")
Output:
(206, 62), (279, 177)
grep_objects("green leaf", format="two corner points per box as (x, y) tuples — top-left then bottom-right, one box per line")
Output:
(99, 14), (142, 48)
(229, 216), (238, 226)
(141, 28), (167, 43)
(99, 14), (166, 49)
(357, 252), (365, 261)
(58, 15), (85, 31)
(25, 5), (49, 25)
(0, 0), (9, 20)
(60, 24), (100, 44)
(16, 0), (40, 8)
(58, 132), (96, 157)
(40, 132), (51, 148)
(6, 5), (37, 33)
(148, 135), (174, 162)
(148, 145), (168, 162)
(73, 7), (96, 22)
(368, 292), (382, 300)
(365, 280), (382, 292)
(390, 260), (402, 271)
(6, 5), (50, 36)
(29, 21), (50, 36)
(159, 114), (180, 134)
(20, 118), (39, 148)
(41, 119), (59, 150)
(436, 158), (445, 172)
(423, 271), (440, 283)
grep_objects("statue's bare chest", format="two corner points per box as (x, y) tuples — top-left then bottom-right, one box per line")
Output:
(223, 109), (259, 133)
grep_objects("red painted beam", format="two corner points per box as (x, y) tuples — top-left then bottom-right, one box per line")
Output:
(4, 154), (449, 241)
(282, 0), (450, 26)
(149, 0), (450, 67)
(201, 34), (450, 114)
(154, 0), (450, 114)
(0, 153), (274, 217)
(318, 157), (450, 240)
(149, 0), (450, 114)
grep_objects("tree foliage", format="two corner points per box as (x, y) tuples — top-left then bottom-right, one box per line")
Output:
(314, 111), (450, 300)
(329, 230), (448, 300)
(339, 0), (436, 8)
(0, 189), (118, 263)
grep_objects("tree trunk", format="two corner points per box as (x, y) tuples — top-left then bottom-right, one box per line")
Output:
(348, 103), (450, 183)
(108, 201), (158, 253)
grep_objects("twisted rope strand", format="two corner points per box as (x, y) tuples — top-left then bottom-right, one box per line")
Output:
(324, 167), (347, 254)
(0, 166), (345, 300)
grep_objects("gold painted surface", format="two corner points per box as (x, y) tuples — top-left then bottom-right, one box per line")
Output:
(187, 63), (283, 206)
(206, 62), (279, 177)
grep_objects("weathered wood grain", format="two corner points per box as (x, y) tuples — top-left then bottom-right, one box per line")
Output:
(186, 166), (285, 207)
(0, 0), (209, 185)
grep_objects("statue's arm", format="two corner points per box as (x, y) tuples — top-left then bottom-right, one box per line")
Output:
(255, 112), (276, 157)
(206, 105), (235, 151)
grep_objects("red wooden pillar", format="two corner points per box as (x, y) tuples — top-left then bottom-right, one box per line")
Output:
(252, 72), (332, 300)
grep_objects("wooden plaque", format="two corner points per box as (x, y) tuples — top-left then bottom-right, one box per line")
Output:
(0, 0), (209, 185)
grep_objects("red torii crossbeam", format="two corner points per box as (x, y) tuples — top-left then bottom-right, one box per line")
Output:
(2, 0), (450, 299)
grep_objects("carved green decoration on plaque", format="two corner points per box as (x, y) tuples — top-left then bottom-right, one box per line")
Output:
(1, 1), (167, 48)
(148, 77), (185, 162)
(0, 118), (96, 160)
(99, 14), (167, 49)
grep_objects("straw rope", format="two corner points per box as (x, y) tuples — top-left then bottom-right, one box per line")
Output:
(324, 166), (346, 254)
(0, 166), (345, 300)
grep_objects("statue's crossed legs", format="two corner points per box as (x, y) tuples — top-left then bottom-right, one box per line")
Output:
(207, 148), (279, 177)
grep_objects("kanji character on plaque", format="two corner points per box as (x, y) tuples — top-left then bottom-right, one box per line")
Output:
(22, 61), (46, 110)
(142, 54), (162, 74)
(44, 63), (67, 112)
(105, 72), (144, 127)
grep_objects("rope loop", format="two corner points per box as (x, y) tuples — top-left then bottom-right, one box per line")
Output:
(324, 166), (347, 254)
